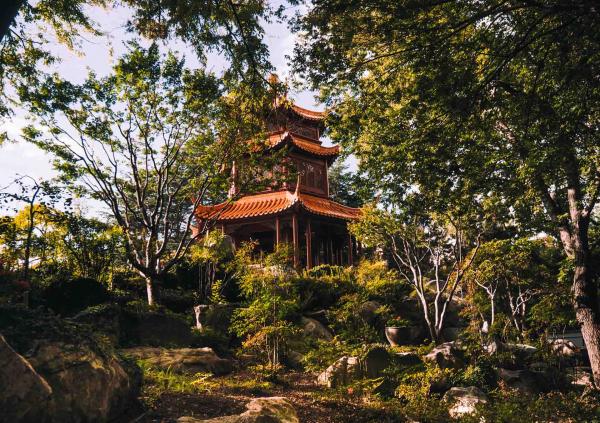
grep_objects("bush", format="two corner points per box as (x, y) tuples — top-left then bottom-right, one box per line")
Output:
(464, 391), (600, 423)
(43, 277), (110, 316)
(356, 260), (410, 306)
(158, 288), (195, 313)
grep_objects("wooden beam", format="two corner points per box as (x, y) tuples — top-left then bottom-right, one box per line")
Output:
(306, 218), (313, 269)
(292, 213), (299, 268)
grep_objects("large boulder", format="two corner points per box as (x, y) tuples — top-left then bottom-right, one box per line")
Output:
(178, 397), (299, 423)
(423, 342), (464, 369)
(358, 300), (383, 325)
(0, 305), (141, 423)
(394, 351), (422, 367)
(0, 334), (53, 422)
(301, 316), (333, 341)
(443, 386), (488, 418)
(362, 346), (391, 378)
(122, 346), (233, 375)
(496, 368), (548, 394)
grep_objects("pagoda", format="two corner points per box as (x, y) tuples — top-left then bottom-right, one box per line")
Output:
(194, 99), (361, 269)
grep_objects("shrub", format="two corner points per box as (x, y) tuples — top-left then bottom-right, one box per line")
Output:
(464, 391), (600, 423)
(43, 277), (110, 316)
(230, 245), (301, 368)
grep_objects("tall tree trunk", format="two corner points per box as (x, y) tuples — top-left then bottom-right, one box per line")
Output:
(22, 206), (35, 281)
(573, 258), (600, 387)
(0, 0), (24, 42)
(145, 276), (155, 306)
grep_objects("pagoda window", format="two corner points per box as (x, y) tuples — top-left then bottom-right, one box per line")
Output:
(306, 163), (316, 187)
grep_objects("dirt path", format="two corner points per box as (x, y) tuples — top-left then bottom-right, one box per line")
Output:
(136, 371), (403, 423)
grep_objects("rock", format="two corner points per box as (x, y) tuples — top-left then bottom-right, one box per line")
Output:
(428, 378), (451, 395)
(0, 305), (141, 423)
(122, 346), (233, 375)
(74, 303), (122, 345)
(497, 368), (545, 394)
(443, 386), (489, 418)
(372, 377), (398, 398)
(394, 351), (422, 366)
(285, 350), (305, 369)
(0, 334), (53, 422)
(569, 367), (594, 389)
(178, 396), (299, 423)
(317, 356), (363, 388)
(358, 301), (383, 325)
(318, 356), (351, 388)
(301, 316), (333, 341)
(549, 338), (578, 357)
(362, 347), (391, 378)
(346, 356), (362, 380)
(194, 304), (235, 334)
(485, 341), (537, 360)
(423, 342), (464, 369)
(316, 350), (391, 388)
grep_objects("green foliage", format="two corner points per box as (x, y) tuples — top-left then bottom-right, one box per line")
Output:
(327, 161), (372, 208)
(230, 244), (301, 368)
(301, 337), (357, 372)
(355, 260), (410, 306)
(465, 391), (600, 423)
(386, 317), (410, 328)
(43, 276), (110, 316)
(463, 237), (567, 340)
(138, 360), (274, 408)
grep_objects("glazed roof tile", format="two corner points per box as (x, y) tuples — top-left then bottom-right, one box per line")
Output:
(290, 104), (326, 121)
(195, 190), (361, 221)
(268, 131), (340, 157)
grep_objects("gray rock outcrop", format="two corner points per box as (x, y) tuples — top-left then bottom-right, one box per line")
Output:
(0, 334), (53, 422)
(443, 386), (488, 418)
(301, 316), (333, 341)
(122, 346), (233, 375)
(423, 342), (464, 369)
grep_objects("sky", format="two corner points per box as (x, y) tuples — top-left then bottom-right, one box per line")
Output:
(0, 3), (325, 203)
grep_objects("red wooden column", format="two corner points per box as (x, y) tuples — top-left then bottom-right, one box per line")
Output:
(275, 215), (281, 245)
(306, 218), (313, 269)
(292, 213), (300, 268)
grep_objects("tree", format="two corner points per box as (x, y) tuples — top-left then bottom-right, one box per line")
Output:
(292, 0), (600, 386)
(463, 238), (561, 339)
(1, 0), (273, 125)
(55, 213), (125, 284)
(0, 175), (66, 280)
(23, 44), (271, 305)
(350, 205), (480, 343)
(230, 243), (300, 369)
(327, 161), (370, 208)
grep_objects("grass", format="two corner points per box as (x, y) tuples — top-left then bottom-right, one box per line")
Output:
(137, 359), (275, 407)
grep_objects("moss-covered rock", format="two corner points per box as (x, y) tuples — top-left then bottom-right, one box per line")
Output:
(0, 305), (141, 423)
